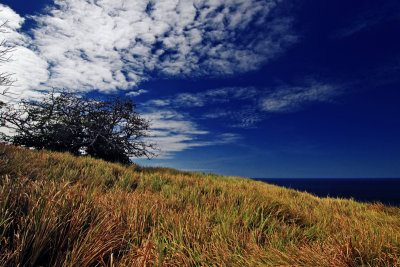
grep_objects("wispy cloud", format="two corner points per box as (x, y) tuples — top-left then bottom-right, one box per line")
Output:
(145, 86), (263, 128)
(260, 81), (338, 112)
(146, 99), (171, 107)
(0, 1), (299, 156)
(125, 89), (148, 97)
(148, 82), (339, 129)
(0, 0), (296, 95)
(151, 86), (258, 108)
(203, 106), (263, 128)
(0, 2), (340, 158)
(142, 109), (240, 158)
(333, 2), (400, 38)
(0, 1), (296, 156)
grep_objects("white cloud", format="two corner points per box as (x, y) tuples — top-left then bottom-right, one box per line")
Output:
(0, 1), (296, 156)
(0, 5), (49, 99)
(230, 107), (264, 128)
(125, 89), (148, 96)
(0, 1), (300, 158)
(176, 93), (205, 107)
(0, 47), (49, 99)
(203, 110), (231, 119)
(146, 99), (171, 107)
(146, 81), (340, 129)
(142, 109), (239, 158)
(203, 107), (263, 128)
(0, 4), (25, 43)
(1, 0), (296, 96)
(146, 86), (263, 128)
(260, 82), (338, 112)
(215, 133), (241, 144)
(162, 86), (258, 108)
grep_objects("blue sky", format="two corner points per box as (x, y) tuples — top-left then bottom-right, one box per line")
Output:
(0, 0), (399, 178)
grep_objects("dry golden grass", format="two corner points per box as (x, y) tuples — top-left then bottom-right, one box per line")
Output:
(1, 143), (399, 266)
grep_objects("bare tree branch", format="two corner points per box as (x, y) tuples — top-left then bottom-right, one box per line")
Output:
(0, 20), (17, 100)
(0, 90), (158, 164)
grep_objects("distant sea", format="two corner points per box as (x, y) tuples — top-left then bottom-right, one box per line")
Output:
(251, 178), (400, 207)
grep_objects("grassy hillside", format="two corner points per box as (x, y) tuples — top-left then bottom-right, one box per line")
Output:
(0, 143), (399, 266)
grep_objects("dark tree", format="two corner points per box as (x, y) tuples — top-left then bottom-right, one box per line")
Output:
(0, 90), (156, 164)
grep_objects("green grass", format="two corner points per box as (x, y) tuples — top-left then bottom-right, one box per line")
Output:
(0, 143), (399, 266)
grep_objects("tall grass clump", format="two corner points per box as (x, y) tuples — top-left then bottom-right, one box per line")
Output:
(1, 143), (399, 266)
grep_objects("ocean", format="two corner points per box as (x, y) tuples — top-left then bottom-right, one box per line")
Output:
(251, 178), (400, 207)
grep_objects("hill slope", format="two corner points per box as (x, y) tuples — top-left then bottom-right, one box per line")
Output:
(0, 143), (399, 266)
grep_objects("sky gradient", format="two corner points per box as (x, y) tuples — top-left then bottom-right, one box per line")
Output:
(0, 0), (399, 178)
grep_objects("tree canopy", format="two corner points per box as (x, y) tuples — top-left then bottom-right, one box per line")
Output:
(0, 91), (156, 164)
